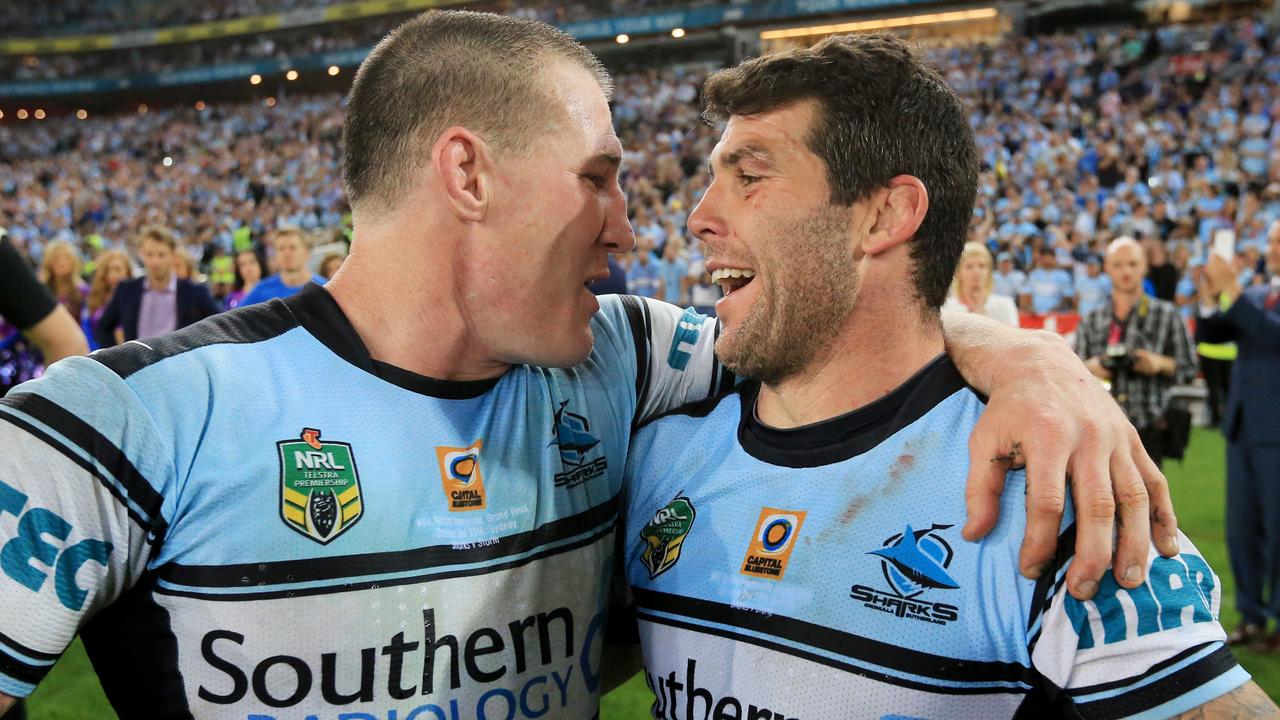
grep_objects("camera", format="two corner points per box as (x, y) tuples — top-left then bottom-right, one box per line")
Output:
(1102, 343), (1135, 371)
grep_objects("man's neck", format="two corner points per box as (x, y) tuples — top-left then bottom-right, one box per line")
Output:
(755, 291), (945, 429)
(324, 240), (510, 382)
(146, 273), (172, 291)
(1112, 287), (1142, 319)
(279, 267), (311, 287)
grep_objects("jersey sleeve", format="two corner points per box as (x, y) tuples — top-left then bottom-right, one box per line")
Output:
(595, 295), (731, 426)
(0, 356), (173, 697)
(1028, 530), (1248, 718)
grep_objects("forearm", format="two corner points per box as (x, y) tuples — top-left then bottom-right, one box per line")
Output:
(26, 305), (89, 364)
(942, 312), (1078, 394)
(0, 694), (12, 716)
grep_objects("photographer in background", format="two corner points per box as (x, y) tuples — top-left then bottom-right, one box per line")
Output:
(1076, 237), (1197, 467)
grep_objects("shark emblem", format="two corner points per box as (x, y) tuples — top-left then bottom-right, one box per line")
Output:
(551, 400), (600, 467)
(868, 523), (959, 598)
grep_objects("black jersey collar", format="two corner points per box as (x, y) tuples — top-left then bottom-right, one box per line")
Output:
(281, 284), (501, 399)
(737, 354), (969, 468)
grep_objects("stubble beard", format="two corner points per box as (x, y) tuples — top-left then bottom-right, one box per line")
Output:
(715, 205), (859, 386)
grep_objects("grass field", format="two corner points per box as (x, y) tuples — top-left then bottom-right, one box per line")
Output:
(28, 427), (1279, 719)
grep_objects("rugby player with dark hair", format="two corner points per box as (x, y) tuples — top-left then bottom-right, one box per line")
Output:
(623, 33), (1273, 718)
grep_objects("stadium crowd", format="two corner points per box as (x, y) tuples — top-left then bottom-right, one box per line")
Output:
(2, 15), (1279, 393)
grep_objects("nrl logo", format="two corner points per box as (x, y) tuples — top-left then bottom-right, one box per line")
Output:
(277, 428), (363, 544)
(639, 495), (696, 580)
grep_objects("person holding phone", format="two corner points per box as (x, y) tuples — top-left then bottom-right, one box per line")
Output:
(1199, 220), (1280, 649)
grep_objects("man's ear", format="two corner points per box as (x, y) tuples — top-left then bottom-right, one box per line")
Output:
(861, 175), (929, 257)
(432, 126), (492, 223)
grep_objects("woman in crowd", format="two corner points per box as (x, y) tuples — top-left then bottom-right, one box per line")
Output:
(83, 249), (133, 351)
(224, 248), (266, 310)
(38, 242), (88, 323)
(942, 242), (1019, 326)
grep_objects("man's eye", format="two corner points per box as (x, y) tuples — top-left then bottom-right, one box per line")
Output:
(582, 174), (607, 189)
(739, 173), (761, 186)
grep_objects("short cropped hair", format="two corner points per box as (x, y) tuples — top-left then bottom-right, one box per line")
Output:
(137, 225), (177, 251)
(342, 10), (612, 213)
(701, 33), (979, 312)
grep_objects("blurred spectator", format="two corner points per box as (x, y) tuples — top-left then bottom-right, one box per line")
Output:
(942, 242), (1018, 325)
(173, 249), (197, 281)
(1075, 255), (1112, 317)
(1197, 222), (1280, 648)
(656, 237), (689, 306)
(991, 252), (1025, 299)
(38, 241), (88, 323)
(240, 227), (325, 305)
(1077, 237), (1197, 467)
(94, 226), (219, 347)
(626, 246), (661, 299)
(1145, 238), (1179, 302)
(83, 249), (133, 350)
(225, 249), (266, 311)
(318, 252), (346, 281)
(1022, 246), (1075, 315)
(0, 231), (88, 396)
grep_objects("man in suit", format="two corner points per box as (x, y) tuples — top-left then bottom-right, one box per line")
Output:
(1199, 219), (1280, 649)
(94, 226), (220, 348)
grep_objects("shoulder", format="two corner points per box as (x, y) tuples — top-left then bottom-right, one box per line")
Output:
(91, 300), (299, 381)
(1147, 296), (1180, 316)
(177, 278), (211, 294)
(637, 382), (742, 433)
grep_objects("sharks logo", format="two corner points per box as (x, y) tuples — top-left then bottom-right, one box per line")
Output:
(551, 400), (608, 489)
(851, 523), (961, 625)
(871, 523), (959, 598)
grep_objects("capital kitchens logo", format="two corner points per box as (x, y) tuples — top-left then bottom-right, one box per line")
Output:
(436, 440), (487, 512)
(741, 508), (806, 580)
(278, 428), (363, 544)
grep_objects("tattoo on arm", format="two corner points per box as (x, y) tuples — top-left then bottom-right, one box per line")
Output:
(1174, 681), (1280, 719)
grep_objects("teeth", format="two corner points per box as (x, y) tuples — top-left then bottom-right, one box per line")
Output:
(710, 268), (756, 283)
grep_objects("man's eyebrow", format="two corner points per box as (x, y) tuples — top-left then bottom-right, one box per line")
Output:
(583, 151), (623, 169)
(720, 144), (774, 170)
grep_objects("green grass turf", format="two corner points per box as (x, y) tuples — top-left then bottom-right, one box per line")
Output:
(27, 428), (1279, 718)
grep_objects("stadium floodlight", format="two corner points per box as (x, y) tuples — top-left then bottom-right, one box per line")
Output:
(195, 101), (206, 111)
(250, 74), (263, 85)
(286, 70), (299, 81)
(328, 65), (340, 76)
(0, 111), (4, 120)
(33, 109), (45, 120)
(672, 28), (686, 38)
(76, 109), (87, 120)
(15, 110), (26, 120)
(616, 34), (629, 43)
(162, 156), (173, 167)
(266, 97), (277, 107)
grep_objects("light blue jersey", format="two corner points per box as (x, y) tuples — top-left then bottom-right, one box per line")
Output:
(0, 286), (728, 719)
(623, 356), (1246, 719)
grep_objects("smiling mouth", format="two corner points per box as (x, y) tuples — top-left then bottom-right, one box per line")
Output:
(711, 268), (756, 296)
